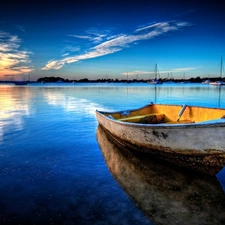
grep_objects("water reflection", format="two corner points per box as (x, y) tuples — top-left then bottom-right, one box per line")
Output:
(0, 87), (31, 141)
(152, 84), (225, 108)
(217, 86), (222, 108)
(43, 88), (109, 116)
(96, 126), (225, 225)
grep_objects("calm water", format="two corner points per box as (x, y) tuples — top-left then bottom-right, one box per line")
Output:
(1, 82), (225, 225)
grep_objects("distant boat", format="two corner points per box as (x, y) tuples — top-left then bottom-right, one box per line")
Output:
(165, 80), (174, 84)
(148, 78), (162, 84)
(56, 79), (64, 83)
(180, 72), (188, 84)
(14, 81), (28, 85)
(148, 64), (163, 84)
(202, 79), (211, 84)
(210, 56), (225, 85)
(14, 74), (30, 85)
(209, 81), (225, 85)
(96, 103), (225, 175)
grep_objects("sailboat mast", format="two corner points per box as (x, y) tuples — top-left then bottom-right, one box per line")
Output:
(220, 55), (223, 78)
(155, 63), (157, 79)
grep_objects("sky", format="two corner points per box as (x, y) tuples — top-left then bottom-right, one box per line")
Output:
(0, 0), (225, 81)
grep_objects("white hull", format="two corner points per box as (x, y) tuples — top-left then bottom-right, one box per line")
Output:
(210, 81), (225, 85)
(96, 111), (225, 153)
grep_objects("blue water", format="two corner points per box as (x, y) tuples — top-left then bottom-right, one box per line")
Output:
(0, 83), (225, 224)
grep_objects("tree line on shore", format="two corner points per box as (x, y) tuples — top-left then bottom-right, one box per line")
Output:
(36, 76), (225, 83)
(1, 76), (224, 84)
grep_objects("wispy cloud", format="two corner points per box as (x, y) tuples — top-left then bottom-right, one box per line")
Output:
(42, 20), (192, 71)
(172, 67), (199, 72)
(121, 70), (152, 76)
(69, 35), (93, 40)
(16, 24), (26, 33)
(176, 9), (196, 18)
(135, 22), (166, 32)
(0, 31), (33, 77)
(68, 29), (107, 44)
(61, 46), (80, 57)
(123, 67), (199, 76)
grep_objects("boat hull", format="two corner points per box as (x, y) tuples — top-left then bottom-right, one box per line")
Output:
(14, 81), (28, 85)
(96, 105), (225, 175)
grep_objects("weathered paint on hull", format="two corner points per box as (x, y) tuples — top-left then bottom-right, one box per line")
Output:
(96, 125), (225, 224)
(96, 109), (225, 175)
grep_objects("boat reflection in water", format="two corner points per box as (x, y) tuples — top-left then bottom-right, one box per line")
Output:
(96, 126), (225, 225)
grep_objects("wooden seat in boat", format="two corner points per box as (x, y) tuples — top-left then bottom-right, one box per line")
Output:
(117, 113), (165, 124)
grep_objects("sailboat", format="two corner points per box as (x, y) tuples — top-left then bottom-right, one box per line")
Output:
(209, 56), (225, 85)
(14, 74), (30, 85)
(148, 64), (163, 84)
(180, 72), (189, 84)
(202, 79), (211, 84)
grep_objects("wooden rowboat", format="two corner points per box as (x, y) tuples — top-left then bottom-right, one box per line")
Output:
(95, 103), (225, 175)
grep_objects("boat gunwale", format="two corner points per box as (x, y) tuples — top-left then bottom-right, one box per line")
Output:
(96, 103), (225, 129)
(97, 103), (225, 113)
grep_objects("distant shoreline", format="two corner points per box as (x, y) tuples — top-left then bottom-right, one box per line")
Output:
(1, 76), (224, 84)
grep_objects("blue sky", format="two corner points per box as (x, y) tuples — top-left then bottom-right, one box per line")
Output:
(0, 0), (225, 81)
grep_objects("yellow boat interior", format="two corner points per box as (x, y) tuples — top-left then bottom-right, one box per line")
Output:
(105, 104), (225, 124)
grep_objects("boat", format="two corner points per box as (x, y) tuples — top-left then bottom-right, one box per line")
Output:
(14, 74), (30, 85)
(95, 103), (225, 175)
(14, 81), (28, 85)
(210, 56), (225, 85)
(148, 64), (163, 84)
(209, 80), (225, 85)
(202, 79), (211, 84)
(56, 79), (64, 83)
(96, 125), (225, 225)
(148, 78), (162, 84)
(180, 72), (188, 84)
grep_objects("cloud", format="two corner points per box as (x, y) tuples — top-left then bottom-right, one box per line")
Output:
(135, 22), (166, 32)
(0, 31), (33, 77)
(16, 25), (26, 33)
(176, 9), (196, 18)
(69, 35), (93, 40)
(123, 67), (199, 76)
(121, 70), (152, 76)
(42, 20), (191, 71)
(68, 30), (107, 44)
(62, 46), (80, 56)
(172, 67), (199, 72)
